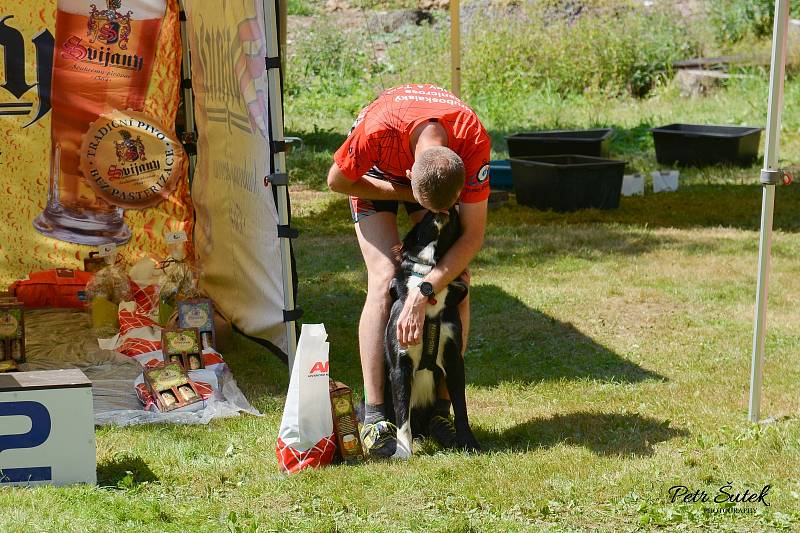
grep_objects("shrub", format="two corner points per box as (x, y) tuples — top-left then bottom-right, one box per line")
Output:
(710, 0), (800, 44)
(385, 1), (699, 98)
(285, 21), (379, 99)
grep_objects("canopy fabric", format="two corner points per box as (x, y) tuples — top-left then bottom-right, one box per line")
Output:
(184, 0), (288, 355)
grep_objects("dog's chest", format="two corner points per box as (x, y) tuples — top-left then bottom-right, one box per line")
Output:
(403, 281), (454, 409)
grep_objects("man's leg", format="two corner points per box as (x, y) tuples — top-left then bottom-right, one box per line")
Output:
(354, 211), (401, 410)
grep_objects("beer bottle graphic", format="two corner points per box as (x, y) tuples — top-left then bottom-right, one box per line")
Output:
(33, 0), (167, 245)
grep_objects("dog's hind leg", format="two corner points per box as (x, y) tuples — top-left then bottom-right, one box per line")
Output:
(442, 327), (480, 453)
(389, 355), (414, 459)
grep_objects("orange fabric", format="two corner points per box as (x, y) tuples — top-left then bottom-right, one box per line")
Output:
(333, 84), (491, 203)
(10, 269), (93, 308)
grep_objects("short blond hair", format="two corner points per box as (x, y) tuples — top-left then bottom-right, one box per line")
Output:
(411, 147), (465, 211)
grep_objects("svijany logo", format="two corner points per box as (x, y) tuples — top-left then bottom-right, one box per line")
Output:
(0, 15), (54, 126)
(308, 361), (329, 376)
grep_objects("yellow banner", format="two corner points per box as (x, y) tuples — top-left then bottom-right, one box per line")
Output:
(185, 0), (287, 350)
(0, 0), (191, 288)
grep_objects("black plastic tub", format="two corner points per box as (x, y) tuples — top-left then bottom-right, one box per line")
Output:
(506, 129), (614, 158)
(509, 155), (626, 212)
(651, 124), (762, 166)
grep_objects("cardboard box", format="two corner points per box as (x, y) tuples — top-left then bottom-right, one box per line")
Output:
(143, 362), (203, 412)
(329, 380), (364, 463)
(177, 298), (216, 350)
(161, 327), (203, 371)
(0, 369), (96, 486)
(83, 252), (107, 273)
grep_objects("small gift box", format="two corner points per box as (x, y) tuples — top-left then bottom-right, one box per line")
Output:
(329, 380), (364, 463)
(161, 327), (204, 371)
(83, 251), (107, 273)
(143, 362), (203, 412)
(177, 298), (216, 350)
(0, 300), (25, 368)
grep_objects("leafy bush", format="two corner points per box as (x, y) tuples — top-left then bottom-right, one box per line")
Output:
(285, 21), (380, 99)
(710, 0), (800, 44)
(287, 0), (318, 17)
(386, 1), (699, 98)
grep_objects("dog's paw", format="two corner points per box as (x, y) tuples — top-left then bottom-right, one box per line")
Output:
(391, 442), (412, 460)
(456, 434), (481, 454)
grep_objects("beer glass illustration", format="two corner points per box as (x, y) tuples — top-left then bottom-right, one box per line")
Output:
(34, 0), (166, 245)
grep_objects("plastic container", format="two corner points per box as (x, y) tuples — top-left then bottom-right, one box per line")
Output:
(506, 129), (613, 158)
(509, 155), (626, 211)
(650, 124), (762, 166)
(488, 160), (513, 190)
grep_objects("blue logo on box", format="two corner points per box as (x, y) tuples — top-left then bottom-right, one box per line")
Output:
(0, 401), (52, 483)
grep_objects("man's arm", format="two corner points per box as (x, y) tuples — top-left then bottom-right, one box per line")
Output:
(396, 200), (487, 346)
(327, 163), (417, 203)
(425, 200), (486, 291)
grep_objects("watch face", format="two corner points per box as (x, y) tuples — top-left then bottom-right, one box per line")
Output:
(420, 282), (434, 296)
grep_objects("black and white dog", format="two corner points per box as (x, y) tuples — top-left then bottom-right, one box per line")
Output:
(384, 206), (481, 458)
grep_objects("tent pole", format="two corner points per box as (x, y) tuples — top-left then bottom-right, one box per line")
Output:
(450, 0), (461, 97)
(177, 0), (196, 183)
(263, 0), (298, 370)
(749, 0), (790, 423)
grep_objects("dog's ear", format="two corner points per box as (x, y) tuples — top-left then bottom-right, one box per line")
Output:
(450, 280), (469, 304)
(389, 278), (400, 301)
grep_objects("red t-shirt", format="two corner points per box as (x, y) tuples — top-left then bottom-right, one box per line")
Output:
(333, 84), (491, 203)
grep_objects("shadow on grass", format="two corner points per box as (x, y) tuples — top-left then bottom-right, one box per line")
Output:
(484, 180), (800, 231)
(286, 128), (347, 151)
(286, 121), (799, 231)
(97, 454), (158, 487)
(476, 411), (687, 456)
(469, 285), (664, 385)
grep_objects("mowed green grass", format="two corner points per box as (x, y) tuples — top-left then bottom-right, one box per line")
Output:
(4, 78), (800, 530)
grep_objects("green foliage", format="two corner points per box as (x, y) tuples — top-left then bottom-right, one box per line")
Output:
(461, 2), (698, 98)
(288, 2), (700, 102)
(285, 21), (378, 99)
(709, 0), (800, 44)
(286, 0), (318, 16)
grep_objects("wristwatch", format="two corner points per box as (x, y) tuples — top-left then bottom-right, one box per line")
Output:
(419, 281), (435, 302)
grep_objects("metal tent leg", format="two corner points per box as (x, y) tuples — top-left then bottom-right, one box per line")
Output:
(263, 0), (298, 371)
(749, 0), (790, 423)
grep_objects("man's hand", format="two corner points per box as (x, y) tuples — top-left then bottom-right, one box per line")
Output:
(397, 286), (428, 346)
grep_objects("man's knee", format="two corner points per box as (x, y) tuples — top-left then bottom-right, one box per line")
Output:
(366, 269), (396, 301)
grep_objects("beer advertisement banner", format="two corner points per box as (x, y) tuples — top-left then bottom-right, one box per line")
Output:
(0, 0), (191, 288)
(185, 0), (287, 351)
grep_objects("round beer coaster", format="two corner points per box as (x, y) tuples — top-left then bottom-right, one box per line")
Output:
(80, 110), (185, 209)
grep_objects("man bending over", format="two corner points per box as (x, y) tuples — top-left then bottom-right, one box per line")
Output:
(327, 84), (491, 457)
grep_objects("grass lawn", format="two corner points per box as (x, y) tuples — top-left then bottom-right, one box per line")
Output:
(4, 78), (800, 530)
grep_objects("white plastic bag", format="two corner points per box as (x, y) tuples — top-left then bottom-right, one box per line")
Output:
(652, 170), (679, 193)
(621, 173), (645, 196)
(276, 324), (336, 473)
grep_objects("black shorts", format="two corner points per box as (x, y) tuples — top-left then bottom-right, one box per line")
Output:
(349, 169), (426, 223)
